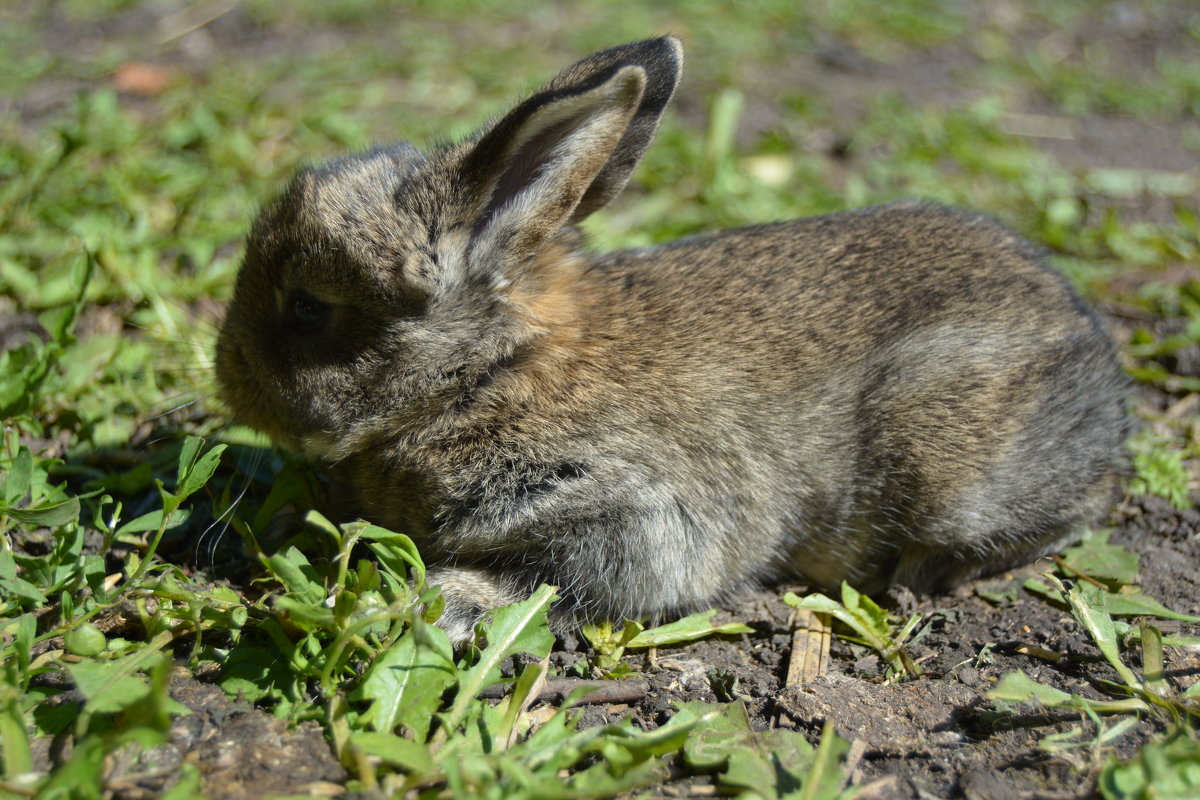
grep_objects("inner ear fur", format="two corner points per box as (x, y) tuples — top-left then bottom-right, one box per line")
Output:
(542, 36), (684, 220)
(461, 37), (684, 268)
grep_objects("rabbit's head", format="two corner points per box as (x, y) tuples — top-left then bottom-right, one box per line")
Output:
(216, 38), (683, 459)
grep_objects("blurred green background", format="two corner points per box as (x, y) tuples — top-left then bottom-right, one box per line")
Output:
(1, 0), (1197, 476)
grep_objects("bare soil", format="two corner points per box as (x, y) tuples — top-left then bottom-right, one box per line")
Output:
(71, 491), (1199, 800)
(623, 494), (1200, 799)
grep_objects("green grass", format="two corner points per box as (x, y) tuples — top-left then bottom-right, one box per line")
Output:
(986, 533), (1200, 794)
(2, 0), (1199, 796)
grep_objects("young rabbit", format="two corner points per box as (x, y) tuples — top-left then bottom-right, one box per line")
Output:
(217, 37), (1128, 644)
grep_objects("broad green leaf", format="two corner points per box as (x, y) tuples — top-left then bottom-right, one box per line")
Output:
(352, 559), (381, 595)
(626, 610), (754, 648)
(600, 709), (705, 762)
(218, 642), (297, 705)
(273, 595), (336, 632)
(0, 255), (89, 418)
(785, 583), (916, 675)
(174, 437), (226, 501)
(789, 721), (854, 800)
(1066, 583), (1141, 690)
(43, 648), (177, 796)
(1100, 731), (1200, 800)
(114, 507), (191, 537)
(975, 578), (1023, 605)
(361, 524), (426, 589)
(2, 496), (80, 528)
(68, 656), (158, 714)
(0, 346), (40, 415)
(350, 731), (434, 774)
(679, 700), (755, 768)
(1059, 532), (1139, 585)
(0, 550), (48, 606)
(987, 670), (1073, 706)
(173, 436), (204, 492)
(250, 463), (322, 535)
(264, 547), (325, 603)
(354, 618), (455, 741)
(840, 582), (864, 610)
(442, 584), (557, 735)
(987, 671), (1147, 715)
(302, 509), (342, 542)
(784, 591), (845, 617)
(841, 581), (889, 631)
(3, 446), (33, 506)
(444, 712), (666, 797)
(1023, 577), (1061, 604)
(38, 251), (92, 342)
(257, 617), (315, 676)
(681, 700), (822, 799)
(66, 637), (184, 720)
(565, 750), (671, 796)
(1103, 592), (1200, 623)
(0, 684), (32, 778)
(435, 696), (506, 770)
(785, 583), (890, 642)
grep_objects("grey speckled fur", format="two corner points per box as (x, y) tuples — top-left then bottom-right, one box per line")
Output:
(217, 37), (1128, 644)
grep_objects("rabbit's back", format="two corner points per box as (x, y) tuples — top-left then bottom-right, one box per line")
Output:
(550, 201), (1127, 592)
(344, 202), (1124, 611)
(598, 202), (1091, 367)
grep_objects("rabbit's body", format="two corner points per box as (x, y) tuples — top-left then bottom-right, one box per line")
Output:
(218, 38), (1127, 643)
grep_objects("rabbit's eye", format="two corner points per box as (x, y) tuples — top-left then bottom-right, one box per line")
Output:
(285, 291), (331, 333)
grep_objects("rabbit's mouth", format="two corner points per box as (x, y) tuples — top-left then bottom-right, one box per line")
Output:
(216, 333), (307, 452)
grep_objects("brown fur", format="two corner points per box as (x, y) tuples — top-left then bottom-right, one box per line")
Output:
(217, 38), (1128, 643)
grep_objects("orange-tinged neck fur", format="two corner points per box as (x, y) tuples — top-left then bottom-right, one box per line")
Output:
(504, 235), (595, 352)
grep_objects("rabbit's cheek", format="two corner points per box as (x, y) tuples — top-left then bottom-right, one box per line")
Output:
(217, 324), (322, 450)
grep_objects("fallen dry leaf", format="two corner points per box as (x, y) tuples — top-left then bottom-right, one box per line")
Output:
(113, 61), (174, 96)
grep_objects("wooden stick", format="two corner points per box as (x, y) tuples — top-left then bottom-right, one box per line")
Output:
(785, 609), (831, 688)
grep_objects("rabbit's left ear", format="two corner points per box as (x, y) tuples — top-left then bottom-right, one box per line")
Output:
(460, 37), (683, 271)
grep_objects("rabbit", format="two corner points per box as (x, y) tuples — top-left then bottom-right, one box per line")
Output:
(216, 36), (1128, 645)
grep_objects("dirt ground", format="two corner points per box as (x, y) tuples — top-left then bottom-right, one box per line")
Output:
(633, 495), (1200, 799)
(95, 490), (1199, 800)
(103, 491), (1195, 800)
(12, 2), (1200, 798)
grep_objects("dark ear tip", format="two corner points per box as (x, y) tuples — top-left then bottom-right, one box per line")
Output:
(658, 35), (685, 63)
(638, 35), (685, 75)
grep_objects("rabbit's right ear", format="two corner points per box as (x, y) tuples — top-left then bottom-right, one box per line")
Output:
(459, 37), (683, 274)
